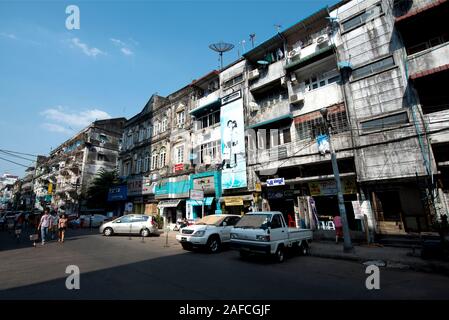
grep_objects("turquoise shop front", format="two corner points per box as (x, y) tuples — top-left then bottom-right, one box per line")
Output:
(155, 175), (190, 224)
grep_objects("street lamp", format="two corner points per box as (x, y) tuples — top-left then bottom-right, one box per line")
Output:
(320, 108), (354, 253)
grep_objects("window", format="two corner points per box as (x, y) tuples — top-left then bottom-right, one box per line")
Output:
(146, 126), (152, 139)
(177, 111), (185, 125)
(270, 215), (282, 229)
(341, 3), (383, 32)
(176, 146), (184, 164)
(304, 69), (340, 91)
(255, 87), (288, 110)
(97, 153), (107, 162)
(197, 110), (220, 129)
(139, 128), (144, 142)
(200, 140), (220, 163)
(99, 134), (108, 144)
(125, 162), (131, 176)
(223, 74), (244, 88)
(351, 56), (395, 80)
(127, 133), (133, 148)
(159, 148), (166, 168)
(151, 153), (158, 170)
(153, 122), (159, 136)
(224, 216), (240, 226)
(161, 118), (168, 132)
(135, 158), (142, 173)
(143, 155), (150, 172)
(360, 112), (408, 131)
(295, 110), (349, 140)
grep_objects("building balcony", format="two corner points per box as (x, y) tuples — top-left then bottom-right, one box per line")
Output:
(425, 109), (449, 143)
(190, 90), (221, 115)
(285, 43), (334, 72)
(247, 99), (291, 129)
(291, 82), (344, 117)
(249, 60), (285, 92)
(408, 42), (449, 79)
(394, 0), (444, 22)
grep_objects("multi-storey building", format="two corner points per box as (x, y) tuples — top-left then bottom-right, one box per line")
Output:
(0, 173), (18, 210)
(40, 118), (125, 214)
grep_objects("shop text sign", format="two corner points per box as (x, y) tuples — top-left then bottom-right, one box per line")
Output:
(266, 178), (285, 187)
(190, 189), (204, 201)
(308, 177), (356, 196)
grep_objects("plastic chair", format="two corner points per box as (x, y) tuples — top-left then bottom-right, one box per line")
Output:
(327, 221), (336, 230)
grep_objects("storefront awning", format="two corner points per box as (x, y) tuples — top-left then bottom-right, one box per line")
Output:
(157, 199), (182, 208)
(188, 197), (214, 206)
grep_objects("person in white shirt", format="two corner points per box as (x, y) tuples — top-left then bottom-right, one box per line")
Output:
(38, 209), (51, 245)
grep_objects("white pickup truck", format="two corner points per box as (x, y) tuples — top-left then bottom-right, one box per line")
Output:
(176, 214), (241, 253)
(230, 211), (313, 262)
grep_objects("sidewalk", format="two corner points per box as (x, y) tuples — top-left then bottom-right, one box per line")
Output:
(310, 240), (449, 276)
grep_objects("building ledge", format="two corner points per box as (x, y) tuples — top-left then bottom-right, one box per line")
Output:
(410, 63), (449, 80)
(395, 0), (448, 23)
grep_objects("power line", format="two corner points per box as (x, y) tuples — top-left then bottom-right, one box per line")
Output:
(0, 149), (40, 157)
(0, 150), (36, 163)
(0, 156), (29, 168)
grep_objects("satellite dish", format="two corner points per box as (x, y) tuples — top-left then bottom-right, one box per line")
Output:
(209, 41), (234, 70)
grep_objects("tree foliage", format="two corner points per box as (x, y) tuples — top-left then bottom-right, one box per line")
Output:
(85, 169), (121, 209)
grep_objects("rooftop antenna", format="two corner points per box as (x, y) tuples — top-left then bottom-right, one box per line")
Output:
(274, 24), (282, 33)
(249, 33), (256, 48)
(209, 41), (234, 70)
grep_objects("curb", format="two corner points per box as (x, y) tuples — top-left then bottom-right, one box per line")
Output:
(309, 250), (449, 277)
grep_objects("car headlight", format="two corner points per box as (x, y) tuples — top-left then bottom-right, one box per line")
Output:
(256, 235), (270, 241)
(192, 230), (205, 237)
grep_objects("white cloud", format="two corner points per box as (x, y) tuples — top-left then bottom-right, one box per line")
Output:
(41, 123), (72, 134)
(110, 37), (134, 56)
(121, 47), (133, 56)
(110, 38), (126, 46)
(0, 32), (17, 40)
(70, 37), (105, 57)
(41, 106), (112, 132)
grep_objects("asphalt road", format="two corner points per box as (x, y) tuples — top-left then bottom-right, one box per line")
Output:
(1, 228), (449, 299)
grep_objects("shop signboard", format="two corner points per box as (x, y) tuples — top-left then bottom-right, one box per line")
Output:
(155, 176), (190, 199)
(174, 163), (184, 173)
(266, 178), (285, 187)
(190, 189), (204, 201)
(224, 196), (244, 206)
(125, 202), (133, 212)
(127, 177), (143, 196)
(107, 185), (127, 201)
(352, 200), (373, 219)
(193, 176), (215, 193)
(220, 94), (247, 190)
(308, 177), (356, 196)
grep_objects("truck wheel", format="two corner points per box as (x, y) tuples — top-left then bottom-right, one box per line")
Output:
(274, 245), (285, 263)
(300, 241), (310, 256)
(181, 243), (193, 251)
(207, 236), (221, 253)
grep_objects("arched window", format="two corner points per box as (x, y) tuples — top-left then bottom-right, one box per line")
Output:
(151, 152), (158, 170)
(143, 154), (150, 172)
(159, 147), (166, 168)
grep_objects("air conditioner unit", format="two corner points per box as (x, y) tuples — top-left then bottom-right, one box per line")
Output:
(289, 93), (304, 104)
(316, 34), (329, 45)
(290, 73), (298, 84)
(280, 76), (287, 87)
(248, 69), (260, 80)
(287, 48), (301, 60)
(248, 101), (259, 113)
(203, 155), (212, 165)
(177, 123), (184, 129)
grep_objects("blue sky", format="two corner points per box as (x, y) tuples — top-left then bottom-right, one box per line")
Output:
(0, 0), (337, 177)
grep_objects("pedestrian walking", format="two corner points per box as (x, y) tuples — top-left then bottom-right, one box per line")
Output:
(58, 214), (68, 243)
(49, 212), (58, 240)
(38, 209), (51, 245)
(333, 215), (343, 244)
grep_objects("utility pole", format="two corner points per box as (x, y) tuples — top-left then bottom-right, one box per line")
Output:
(320, 108), (354, 253)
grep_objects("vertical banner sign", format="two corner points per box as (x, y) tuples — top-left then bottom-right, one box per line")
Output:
(220, 94), (247, 189)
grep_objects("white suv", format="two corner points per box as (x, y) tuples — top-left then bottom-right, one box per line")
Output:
(176, 214), (241, 253)
(100, 214), (159, 237)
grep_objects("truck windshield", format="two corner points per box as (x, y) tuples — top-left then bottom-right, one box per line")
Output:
(235, 214), (270, 229)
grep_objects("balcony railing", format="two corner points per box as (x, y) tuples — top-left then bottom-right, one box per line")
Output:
(291, 82), (343, 116)
(249, 60), (285, 91)
(247, 99), (291, 128)
(192, 90), (221, 112)
(408, 42), (449, 78)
